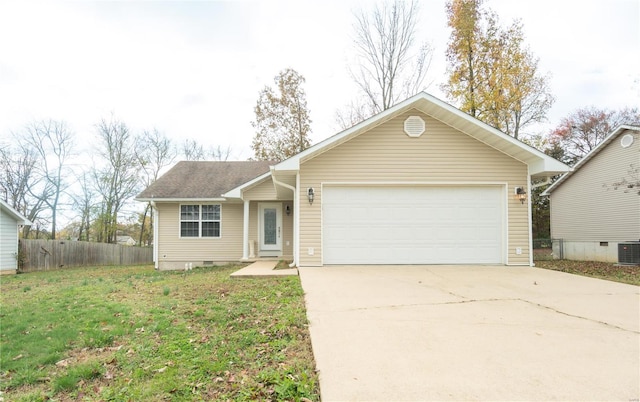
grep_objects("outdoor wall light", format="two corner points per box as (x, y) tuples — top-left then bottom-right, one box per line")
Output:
(285, 205), (291, 215)
(307, 188), (315, 205)
(515, 187), (527, 204)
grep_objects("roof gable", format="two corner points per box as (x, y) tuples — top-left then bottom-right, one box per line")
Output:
(0, 199), (32, 225)
(544, 125), (640, 195)
(136, 161), (275, 201)
(275, 92), (570, 177)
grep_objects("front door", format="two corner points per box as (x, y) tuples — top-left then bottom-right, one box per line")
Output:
(259, 203), (282, 254)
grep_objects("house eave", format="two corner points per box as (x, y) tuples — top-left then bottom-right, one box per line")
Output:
(529, 158), (573, 178)
(222, 171), (273, 199)
(135, 197), (228, 203)
(0, 200), (32, 225)
(543, 124), (640, 195)
(272, 91), (571, 176)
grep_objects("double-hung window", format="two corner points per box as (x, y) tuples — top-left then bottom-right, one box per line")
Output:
(180, 204), (221, 238)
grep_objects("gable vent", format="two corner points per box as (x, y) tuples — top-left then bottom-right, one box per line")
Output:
(404, 116), (425, 137)
(621, 134), (634, 148)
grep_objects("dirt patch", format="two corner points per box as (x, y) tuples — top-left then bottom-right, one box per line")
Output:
(274, 260), (293, 270)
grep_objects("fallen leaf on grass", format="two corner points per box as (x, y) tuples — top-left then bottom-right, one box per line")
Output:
(55, 358), (71, 368)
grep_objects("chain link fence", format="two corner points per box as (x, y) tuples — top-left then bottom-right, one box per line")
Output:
(532, 238), (561, 261)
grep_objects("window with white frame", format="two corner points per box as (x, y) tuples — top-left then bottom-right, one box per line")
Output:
(180, 204), (221, 237)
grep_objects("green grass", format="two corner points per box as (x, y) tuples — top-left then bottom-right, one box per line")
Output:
(535, 259), (640, 286)
(0, 264), (319, 401)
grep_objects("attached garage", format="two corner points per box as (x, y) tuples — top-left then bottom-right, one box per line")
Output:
(322, 186), (505, 265)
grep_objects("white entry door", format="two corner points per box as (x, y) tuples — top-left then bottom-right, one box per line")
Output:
(259, 203), (282, 253)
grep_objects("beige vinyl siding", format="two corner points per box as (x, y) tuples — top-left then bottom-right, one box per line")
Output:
(243, 179), (278, 200)
(156, 202), (244, 265)
(282, 202), (294, 257)
(298, 110), (529, 266)
(550, 129), (640, 242)
(156, 200), (293, 268)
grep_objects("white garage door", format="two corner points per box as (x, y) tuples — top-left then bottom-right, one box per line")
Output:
(323, 186), (504, 264)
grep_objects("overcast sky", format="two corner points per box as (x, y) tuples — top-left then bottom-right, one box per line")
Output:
(1, 0), (638, 161)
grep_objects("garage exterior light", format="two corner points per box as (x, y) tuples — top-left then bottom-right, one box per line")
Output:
(515, 187), (527, 204)
(307, 188), (315, 205)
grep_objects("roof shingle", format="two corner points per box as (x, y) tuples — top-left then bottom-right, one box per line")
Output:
(136, 161), (275, 200)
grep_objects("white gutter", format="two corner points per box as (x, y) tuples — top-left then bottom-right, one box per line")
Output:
(270, 167), (298, 268)
(136, 197), (227, 203)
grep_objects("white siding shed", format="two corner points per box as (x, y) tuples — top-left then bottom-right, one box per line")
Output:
(0, 200), (32, 274)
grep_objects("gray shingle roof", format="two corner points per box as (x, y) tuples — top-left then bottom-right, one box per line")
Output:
(137, 161), (275, 200)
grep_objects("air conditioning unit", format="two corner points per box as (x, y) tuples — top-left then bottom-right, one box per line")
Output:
(618, 242), (640, 265)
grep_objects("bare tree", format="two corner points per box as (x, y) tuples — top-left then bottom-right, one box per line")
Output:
(334, 98), (373, 131)
(0, 143), (44, 237)
(182, 138), (207, 161)
(93, 115), (139, 243)
(340, 0), (432, 126)
(0, 144), (35, 208)
(135, 129), (177, 246)
(607, 163), (640, 196)
(211, 144), (232, 161)
(70, 171), (97, 241)
(21, 119), (75, 239)
(549, 106), (640, 164)
(181, 139), (231, 161)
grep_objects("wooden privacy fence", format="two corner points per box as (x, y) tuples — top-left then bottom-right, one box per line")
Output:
(19, 240), (153, 272)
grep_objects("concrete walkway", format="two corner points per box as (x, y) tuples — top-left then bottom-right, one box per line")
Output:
(230, 260), (298, 278)
(299, 265), (640, 401)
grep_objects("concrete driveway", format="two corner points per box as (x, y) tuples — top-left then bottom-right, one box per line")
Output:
(298, 265), (640, 401)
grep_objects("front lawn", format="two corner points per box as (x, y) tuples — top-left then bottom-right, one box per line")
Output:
(0, 264), (319, 401)
(535, 260), (640, 286)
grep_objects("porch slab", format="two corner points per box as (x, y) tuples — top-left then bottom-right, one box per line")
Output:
(230, 261), (298, 278)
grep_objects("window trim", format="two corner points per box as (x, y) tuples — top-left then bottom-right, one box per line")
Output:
(179, 203), (222, 238)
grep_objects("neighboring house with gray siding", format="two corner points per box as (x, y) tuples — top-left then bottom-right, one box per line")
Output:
(0, 200), (32, 274)
(137, 92), (569, 270)
(544, 125), (640, 262)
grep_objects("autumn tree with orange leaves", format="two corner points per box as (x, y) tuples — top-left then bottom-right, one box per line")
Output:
(443, 0), (554, 139)
(549, 106), (640, 165)
(251, 69), (311, 162)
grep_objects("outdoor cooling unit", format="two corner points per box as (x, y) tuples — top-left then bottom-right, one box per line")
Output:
(618, 242), (640, 265)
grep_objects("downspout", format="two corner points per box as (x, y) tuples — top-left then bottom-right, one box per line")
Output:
(242, 196), (250, 261)
(270, 167), (297, 267)
(295, 172), (300, 268)
(151, 201), (159, 270)
(527, 169), (534, 267)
